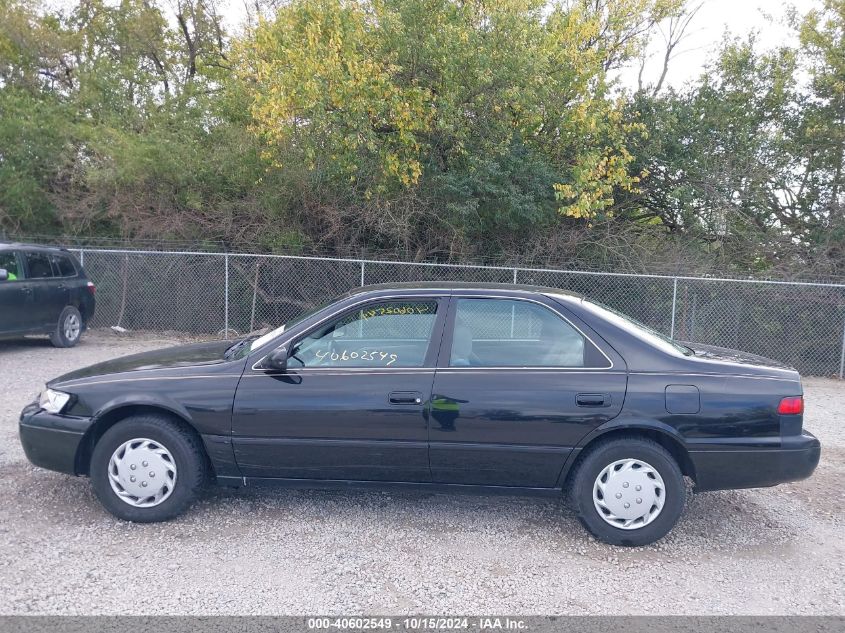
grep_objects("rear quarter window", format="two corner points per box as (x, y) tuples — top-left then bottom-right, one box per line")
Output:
(51, 254), (77, 277)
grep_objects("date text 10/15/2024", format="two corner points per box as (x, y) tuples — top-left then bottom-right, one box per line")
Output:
(307, 618), (528, 630)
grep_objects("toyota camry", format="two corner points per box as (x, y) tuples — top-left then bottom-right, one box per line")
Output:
(19, 283), (820, 545)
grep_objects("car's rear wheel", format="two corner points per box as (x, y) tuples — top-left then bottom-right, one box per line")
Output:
(89, 414), (207, 522)
(49, 306), (83, 348)
(569, 437), (685, 546)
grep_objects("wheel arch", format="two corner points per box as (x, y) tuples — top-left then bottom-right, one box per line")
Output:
(75, 297), (91, 324)
(558, 423), (696, 488)
(74, 403), (212, 477)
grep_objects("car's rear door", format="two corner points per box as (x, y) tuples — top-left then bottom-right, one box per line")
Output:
(429, 293), (627, 488)
(232, 294), (448, 482)
(23, 250), (66, 328)
(50, 251), (80, 297)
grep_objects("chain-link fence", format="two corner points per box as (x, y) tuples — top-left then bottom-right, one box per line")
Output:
(69, 248), (845, 378)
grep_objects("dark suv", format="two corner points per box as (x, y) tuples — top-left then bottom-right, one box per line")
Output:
(0, 243), (96, 347)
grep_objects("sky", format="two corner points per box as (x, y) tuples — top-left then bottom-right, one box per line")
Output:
(622, 0), (819, 90)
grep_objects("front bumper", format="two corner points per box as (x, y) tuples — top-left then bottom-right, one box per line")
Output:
(19, 401), (92, 475)
(690, 432), (821, 492)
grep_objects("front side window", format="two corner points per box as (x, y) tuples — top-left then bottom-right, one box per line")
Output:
(0, 251), (22, 281)
(449, 298), (610, 368)
(289, 300), (439, 368)
(25, 252), (53, 278)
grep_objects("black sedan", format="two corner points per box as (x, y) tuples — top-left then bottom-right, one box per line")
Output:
(19, 283), (820, 545)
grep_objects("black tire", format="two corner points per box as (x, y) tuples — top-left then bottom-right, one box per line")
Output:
(89, 414), (208, 522)
(49, 305), (83, 348)
(568, 436), (685, 546)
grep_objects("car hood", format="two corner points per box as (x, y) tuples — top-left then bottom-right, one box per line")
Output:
(680, 341), (796, 372)
(49, 340), (234, 385)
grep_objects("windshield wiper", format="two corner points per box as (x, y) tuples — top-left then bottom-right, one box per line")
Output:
(223, 335), (259, 360)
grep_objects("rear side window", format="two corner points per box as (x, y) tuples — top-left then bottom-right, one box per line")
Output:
(50, 254), (77, 277)
(25, 252), (53, 278)
(449, 298), (611, 368)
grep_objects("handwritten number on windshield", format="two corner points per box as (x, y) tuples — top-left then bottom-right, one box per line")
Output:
(315, 349), (398, 366)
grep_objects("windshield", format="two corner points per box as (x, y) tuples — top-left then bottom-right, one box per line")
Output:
(580, 299), (693, 357)
(224, 297), (341, 360)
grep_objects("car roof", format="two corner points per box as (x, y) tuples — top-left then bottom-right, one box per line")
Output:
(344, 281), (584, 301)
(0, 241), (72, 254)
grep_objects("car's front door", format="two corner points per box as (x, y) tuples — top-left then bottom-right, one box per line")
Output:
(429, 295), (627, 488)
(232, 296), (448, 481)
(0, 250), (31, 333)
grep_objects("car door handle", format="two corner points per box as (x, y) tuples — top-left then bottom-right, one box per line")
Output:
(576, 393), (611, 407)
(389, 391), (424, 405)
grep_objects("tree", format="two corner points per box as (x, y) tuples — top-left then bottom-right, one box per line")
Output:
(617, 37), (817, 272)
(1, 0), (843, 277)
(236, 0), (681, 254)
(796, 0), (845, 273)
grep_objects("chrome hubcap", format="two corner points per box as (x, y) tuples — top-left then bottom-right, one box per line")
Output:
(593, 458), (665, 530)
(108, 438), (177, 507)
(64, 313), (80, 341)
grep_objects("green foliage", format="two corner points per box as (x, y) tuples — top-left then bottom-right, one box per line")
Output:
(0, 88), (67, 231)
(618, 19), (845, 275)
(0, 0), (843, 276)
(241, 0), (669, 221)
(799, 0), (845, 220)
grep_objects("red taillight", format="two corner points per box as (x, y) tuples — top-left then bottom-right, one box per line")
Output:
(777, 396), (803, 415)
(86, 281), (96, 295)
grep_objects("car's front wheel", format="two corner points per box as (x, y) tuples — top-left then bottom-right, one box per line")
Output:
(50, 305), (83, 348)
(89, 414), (208, 522)
(569, 437), (685, 546)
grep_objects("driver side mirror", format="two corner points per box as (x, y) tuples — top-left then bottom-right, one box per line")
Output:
(0, 269), (7, 281)
(259, 346), (289, 372)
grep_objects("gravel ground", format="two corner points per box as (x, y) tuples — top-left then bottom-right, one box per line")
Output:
(0, 331), (843, 615)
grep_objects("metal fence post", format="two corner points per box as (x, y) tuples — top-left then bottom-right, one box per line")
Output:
(360, 261), (365, 286)
(839, 313), (845, 379)
(79, 249), (85, 266)
(513, 268), (518, 284)
(249, 259), (259, 332)
(670, 277), (678, 339)
(224, 253), (229, 338)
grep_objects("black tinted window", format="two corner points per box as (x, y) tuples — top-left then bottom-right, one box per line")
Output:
(25, 252), (53, 278)
(51, 254), (77, 277)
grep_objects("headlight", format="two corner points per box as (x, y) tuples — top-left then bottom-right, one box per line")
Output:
(39, 388), (71, 414)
